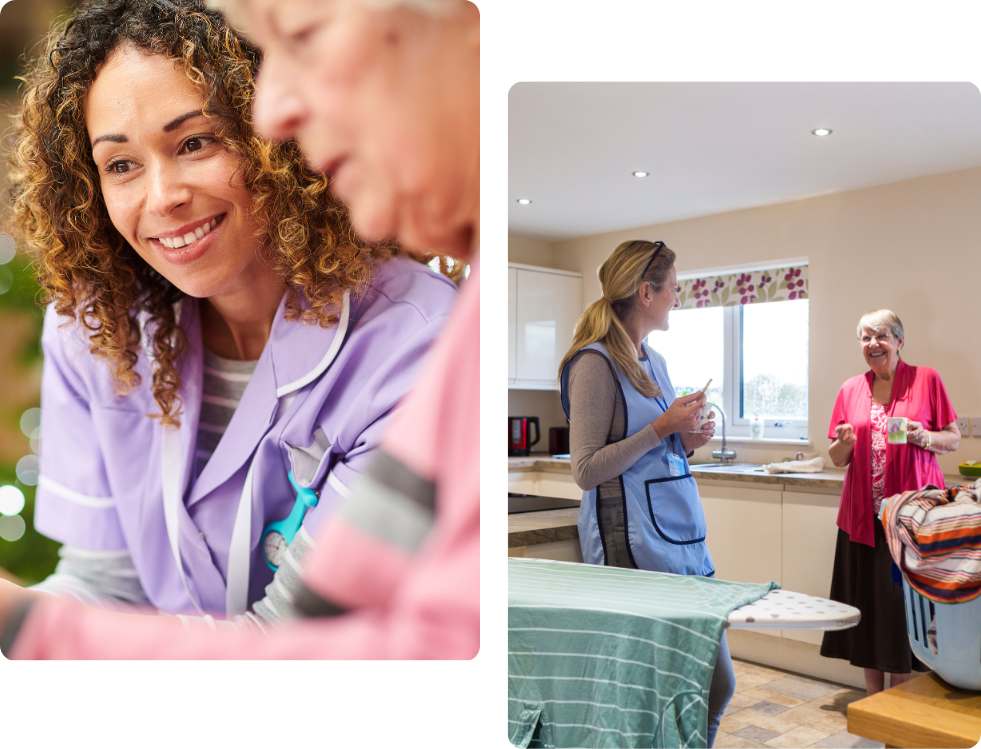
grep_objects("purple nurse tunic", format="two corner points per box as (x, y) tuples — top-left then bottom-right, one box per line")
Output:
(33, 256), (456, 616)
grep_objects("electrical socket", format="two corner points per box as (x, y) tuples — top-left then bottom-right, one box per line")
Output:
(973, 417), (981, 437)
(955, 416), (971, 436)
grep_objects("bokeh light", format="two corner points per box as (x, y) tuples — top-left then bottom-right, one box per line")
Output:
(16, 455), (40, 486)
(0, 232), (15, 265)
(20, 407), (41, 438)
(0, 485), (26, 516)
(0, 265), (12, 295)
(0, 515), (27, 543)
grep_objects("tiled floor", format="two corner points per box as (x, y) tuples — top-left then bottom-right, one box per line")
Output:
(715, 659), (884, 749)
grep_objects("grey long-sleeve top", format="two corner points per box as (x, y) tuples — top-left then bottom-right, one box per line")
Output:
(567, 351), (664, 494)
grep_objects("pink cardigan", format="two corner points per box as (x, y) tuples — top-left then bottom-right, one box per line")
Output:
(829, 358), (956, 547)
(7, 260), (480, 659)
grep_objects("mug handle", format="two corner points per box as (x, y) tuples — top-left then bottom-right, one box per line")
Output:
(528, 417), (540, 448)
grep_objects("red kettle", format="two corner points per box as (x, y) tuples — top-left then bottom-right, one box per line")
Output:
(508, 416), (540, 457)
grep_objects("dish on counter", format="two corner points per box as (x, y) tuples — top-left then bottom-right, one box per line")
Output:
(959, 462), (981, 478)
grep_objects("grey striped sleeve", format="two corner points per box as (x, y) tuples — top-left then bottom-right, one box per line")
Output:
(29, 546), (152, 611)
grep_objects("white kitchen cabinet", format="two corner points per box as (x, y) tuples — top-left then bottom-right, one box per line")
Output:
(509, 263), (582, 390)
(508, 266), (517, 382)
(699, 480), (783, 595)
(780, 488), (842, 645)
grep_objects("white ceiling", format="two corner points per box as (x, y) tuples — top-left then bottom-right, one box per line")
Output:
(508, 82), (981, 241)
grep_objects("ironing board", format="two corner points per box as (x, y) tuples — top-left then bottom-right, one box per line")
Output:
(728, 587), (861, 630)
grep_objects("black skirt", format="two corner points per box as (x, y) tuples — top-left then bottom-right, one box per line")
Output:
(820, 517), (928, 674)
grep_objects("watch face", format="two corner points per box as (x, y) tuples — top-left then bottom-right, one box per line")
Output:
(263, 530), (288, 569)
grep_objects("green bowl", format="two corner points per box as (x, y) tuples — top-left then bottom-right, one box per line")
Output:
(958, 463), (981, 478)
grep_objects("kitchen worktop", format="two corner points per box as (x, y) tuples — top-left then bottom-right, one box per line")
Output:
(507, 453), (968, 548)
(509, 454), (965, 490)
(509, 454), (850, 488)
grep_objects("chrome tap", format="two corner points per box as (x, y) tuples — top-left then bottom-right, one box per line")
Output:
(708, 401), (737, 464)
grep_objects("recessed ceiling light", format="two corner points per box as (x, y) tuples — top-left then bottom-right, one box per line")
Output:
(811, 128), (832, 136)
(632, 171), (649, 178)
(516, 198), (532, 205)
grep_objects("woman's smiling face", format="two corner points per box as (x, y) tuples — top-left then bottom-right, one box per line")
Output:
(85, 45), (264, 299)
(860, 326), (903, 374)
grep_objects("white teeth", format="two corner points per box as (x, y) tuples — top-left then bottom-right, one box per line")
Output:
(158, 217), (220, 250)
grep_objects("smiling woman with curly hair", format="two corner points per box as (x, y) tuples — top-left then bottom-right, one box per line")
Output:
(4, 0), (457, 625)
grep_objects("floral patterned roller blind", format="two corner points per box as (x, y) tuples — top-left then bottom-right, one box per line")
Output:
(675, 265), (808, 310)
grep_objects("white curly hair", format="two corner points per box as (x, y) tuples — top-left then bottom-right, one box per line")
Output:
(856, 309), (905, 341)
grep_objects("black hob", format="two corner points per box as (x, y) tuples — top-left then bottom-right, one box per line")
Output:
(508, 493), (580, 514)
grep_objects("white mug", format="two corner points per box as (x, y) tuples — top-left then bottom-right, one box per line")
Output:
(887, 416), (908, 444)
(690, 399), (713, 433)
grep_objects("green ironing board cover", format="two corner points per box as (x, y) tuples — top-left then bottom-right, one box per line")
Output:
(508, 558), (778, 748)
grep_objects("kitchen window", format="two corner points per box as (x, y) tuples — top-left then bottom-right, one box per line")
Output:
(646, 260), (809, 441)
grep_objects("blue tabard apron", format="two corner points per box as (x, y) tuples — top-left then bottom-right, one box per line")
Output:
(560, 342), (715, 577)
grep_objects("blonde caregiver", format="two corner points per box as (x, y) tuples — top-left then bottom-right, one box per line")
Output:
(559, 239), (733, 747)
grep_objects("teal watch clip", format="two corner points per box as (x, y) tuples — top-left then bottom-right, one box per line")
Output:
(261, 470), (319, 571)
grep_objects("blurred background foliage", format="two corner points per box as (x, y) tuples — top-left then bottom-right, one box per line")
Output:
(0, 245), (58, 585)
(0, 0), (76, 584)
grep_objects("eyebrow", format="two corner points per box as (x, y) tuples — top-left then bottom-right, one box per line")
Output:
(90, 110), (205, 148)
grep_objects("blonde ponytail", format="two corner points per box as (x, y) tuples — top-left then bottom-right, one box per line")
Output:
(558, 239), (677, 398)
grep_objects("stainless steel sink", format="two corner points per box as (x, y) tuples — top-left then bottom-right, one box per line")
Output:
(690, 462), (766, 474)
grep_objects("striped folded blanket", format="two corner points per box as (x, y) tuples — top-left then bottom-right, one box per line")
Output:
(880, 479), (981, 603)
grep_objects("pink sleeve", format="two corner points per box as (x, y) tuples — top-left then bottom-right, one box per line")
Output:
(9, 514), (478, 660)
(827, 384), (849, 440)
(928, 370), (957, 430)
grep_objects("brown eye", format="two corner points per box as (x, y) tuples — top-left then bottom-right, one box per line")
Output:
(182, 136), (213, 154)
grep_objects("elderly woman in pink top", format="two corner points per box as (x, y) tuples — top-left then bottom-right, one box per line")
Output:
(820, 309), (959, 695)
(0, 0), (478, 659)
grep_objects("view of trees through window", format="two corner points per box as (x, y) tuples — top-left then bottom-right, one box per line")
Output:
(647, 298), (808, 426)
(741, 300), (809, 420)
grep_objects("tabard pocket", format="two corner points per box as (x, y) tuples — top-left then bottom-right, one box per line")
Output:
(644, 474), (707, 545)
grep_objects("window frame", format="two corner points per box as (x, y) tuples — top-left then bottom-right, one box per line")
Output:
(670, 258), (810, 443)
(723, 304), (809, 441)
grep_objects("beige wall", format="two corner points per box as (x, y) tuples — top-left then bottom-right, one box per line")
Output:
(510, 166), (981, 474)
(508, 235), (554, 267)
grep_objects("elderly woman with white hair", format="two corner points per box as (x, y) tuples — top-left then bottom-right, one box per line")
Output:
(0, 0), (478, 659)
(820, 309), (960, 695)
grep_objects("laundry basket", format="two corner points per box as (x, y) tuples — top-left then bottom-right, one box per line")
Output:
(903, 577), (981, 690)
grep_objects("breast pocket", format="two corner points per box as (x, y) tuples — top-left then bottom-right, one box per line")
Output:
(644, 475), (707, 545)
(285, 427), (334, 489)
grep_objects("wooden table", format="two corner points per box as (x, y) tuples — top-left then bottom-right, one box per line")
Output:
(847, 672), (981, 748)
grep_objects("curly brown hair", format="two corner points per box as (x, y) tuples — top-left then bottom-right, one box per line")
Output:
(7, 0), (397, 426)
